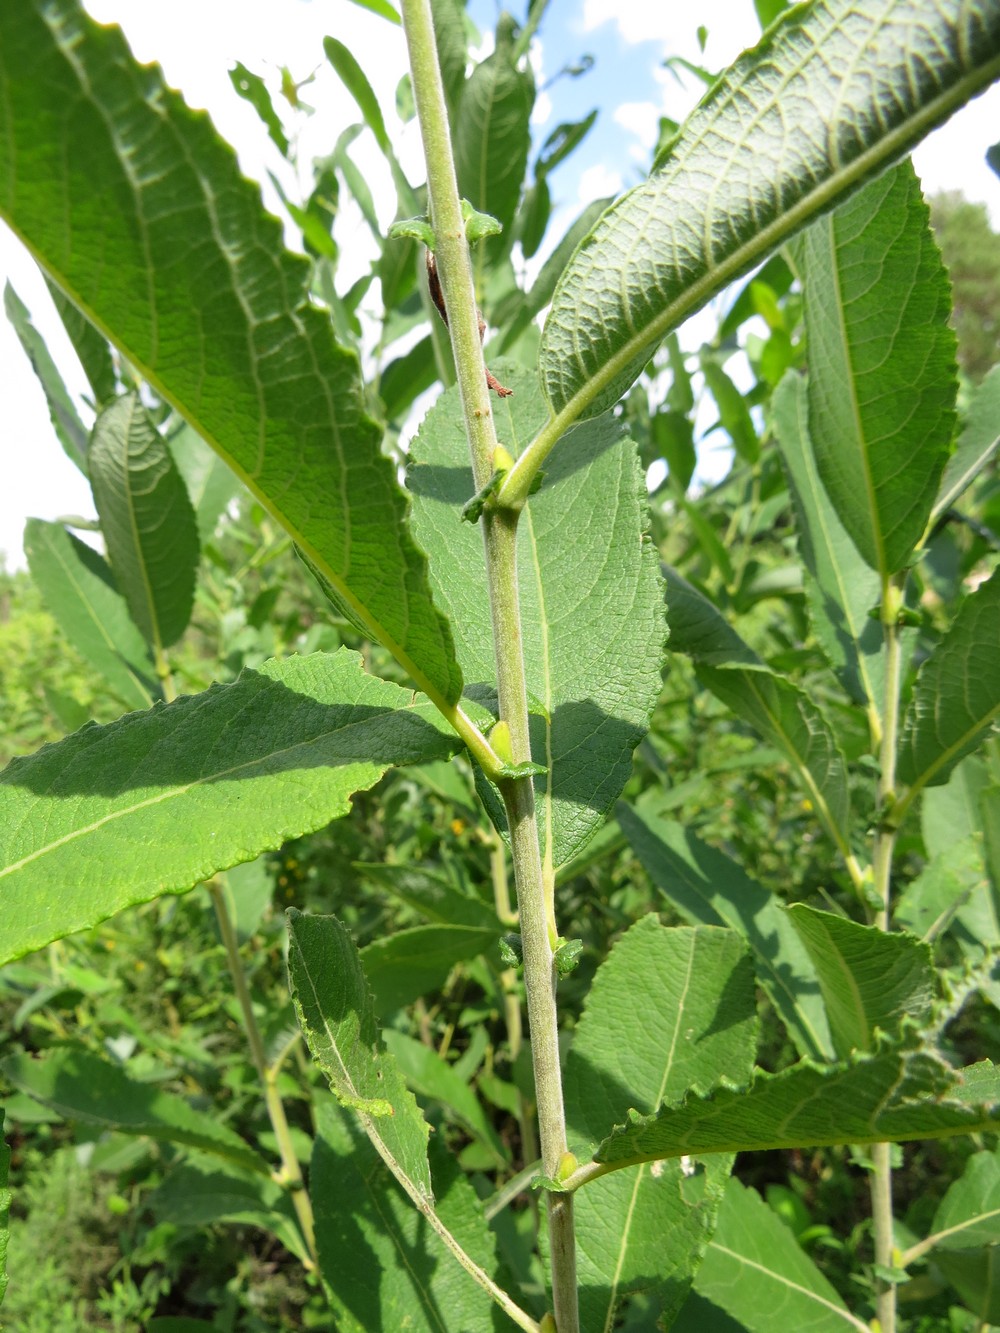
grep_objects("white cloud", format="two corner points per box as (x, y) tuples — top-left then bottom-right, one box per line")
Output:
(577, 162), (623, 203)
(614, 101), (660, 150)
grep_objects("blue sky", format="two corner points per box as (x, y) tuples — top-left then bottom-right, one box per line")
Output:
(2, 0), (999, 569)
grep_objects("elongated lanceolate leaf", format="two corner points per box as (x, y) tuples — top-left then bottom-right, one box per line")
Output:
(773, 372), (885, 712)
(897, 570), (1000, 793)
(409, 362), (665, 873)
(562, 918), (756, 1330)
(311, 1100), (500, 1332)
(168, 424), (240, 546)
(791, 161), (957, 577)
(620, 805), (833, 1060)
(591, 1049), (1000, 1169)
(359, 923), (499, 1013)
(23, 518), (157, 712)
(661, 566), (762, 670)
(286, 911), (432, 1194)
(0, 0), (461, 707)
(89, 393), (199, 650)
(931, 364), (1000, 523)
(539, 0), (1000, 424)
(787, 905), (934, 1057)
(679, 1179), (869, 1333)
(0, 650), (456, 964)
(4, 282), (88, 472)
(2, 1048), (268, 1174)
(44, 277), (118, 408)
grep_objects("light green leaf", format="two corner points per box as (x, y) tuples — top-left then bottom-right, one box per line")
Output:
(23, 518), (157, 712)
(539, 0), (999, 424)
(346, 0), (401, 23)
(4, 282), (88, 473)
(563, 918), (756, 1330)
(894, 836), (989, 944)
(383, 1029), (508, 1166)
(325, 37), (390, 153)
(772, 371), (885, 712)
(619, 805), (833, 1060)
(695, 659), (854, 866)
(0, 649), (456, 964)
(935, 1246), (1000, 1323)
(897, 570), (1000, 794)
(228, 62), (289, 158)
(591, 1048), (1000, 1169)
(311, 1099), (500, 1332)
(927, 1148), (1000, 1252)
(930, 363), (1000, 523)
(922, 754), (991, 857)
(287, 911), (431, 1190)
(0, 0), (461, 707)
(2, 1048), (268, 1174)
(791, 161), (956, 577)
(44, 277), (117, 407)
(359, 923), (499, 1013)
(89, 393), (199, 650)
(145, 1156), (309, 1263)
(678, 1179), (869, 1332)
(409, 361), (665, 873)
(787, 905), (934, 1057)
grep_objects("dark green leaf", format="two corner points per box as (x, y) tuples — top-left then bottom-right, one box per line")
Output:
(790, 162), (956, 577)
(228, 62), (289, 157)
(44, 277), (117, 406)
(0, 0), (461, 706)
(324, 37), (389, 154)
(0, 650), (457, 964)
(929, 1148), (1000, 1252)
(536, 110), (598, 176)
(2, 1048), (268, 1174)
(359, 924), (499, 1013)
(4, 282), (88, 473)
(619, 805), (833, 1060)
(167, 423), (240, 546)
(89, 393), (199, 649)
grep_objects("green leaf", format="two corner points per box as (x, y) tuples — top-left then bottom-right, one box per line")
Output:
(4, 282), (88, 473)
(678, 1179), (869, 1333)
(430, 0), (468, 124)
(167, 423), (240, 546)
(145, 1155), (308, 1262)
(380, 335), (439, 422)
(897, 570), (1000, 793)
(618, 805), (834, 1061)
(23, 518), (157, 711)
(790, 161), (957, 577)
(359, 924), (499, 1013)
(928, 1147), (1000, 1251)
(2, 1048), (268, 1174)
(409, 361), (665, 872)
(935, 1246), (1000, 1323)
(894, 837), (989, 943)
(383, 1029), (508, 1166)
(539, 0), (1000, 422)
(661, 566), (762, 669)
(773, 371), (886, 712)
(454, 33), (534, 267)
(88, 393), (199, 650)
(324, 37), (389, 154)
(930, 363), (1000, 523)
(44, 277), (117, 407)
(346, 0), (401, 23)
(536, 110), (598, 177)
(0, 0), (461, 707)
(228, 62), (289, 157)
(591, 1047), (1000, 1168)
(563, 918), (757, 1329)
(694, 664), (853, 858)
(0, 649), (457, 964)
(701, 355), (759, 464)
(787, 906), (935, 1056)
(922, 755), (991, 858)
(353, 861), (498, 929)
(311, 1098), (499, 1332)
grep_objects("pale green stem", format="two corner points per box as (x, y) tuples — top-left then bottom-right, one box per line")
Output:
(870, 575), (906, 1333)
(208, 879), (318, 1270)
(156, 647), (177, 704)
(401, 2), (578, 1327)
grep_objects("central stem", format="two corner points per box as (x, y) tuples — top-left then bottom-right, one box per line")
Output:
(401, 2), (578, 1327)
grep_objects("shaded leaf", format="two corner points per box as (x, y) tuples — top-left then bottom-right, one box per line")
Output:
(4, 282), (88, 472)
(167, 423), (240, 546)
(539, 0), (1000, 422)
(563, 918), (756, 1330)
(23, 518), (157, 711)
(897, 570), (1000, 793)
(2, 1048), (268, 1174)
(790, 161), (956, 577)
(787, 906), (934, 1057)
(661, 565), (762, 669)
(929, 1147), (1000, 1252)
(0, 0), (461, 706)
(89, 393), (199, 650)
(0, 650), (456, 964)
(44, 277), (117, 406)
(409, 361), (665, 872)
(359, 923), (499, 1013)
